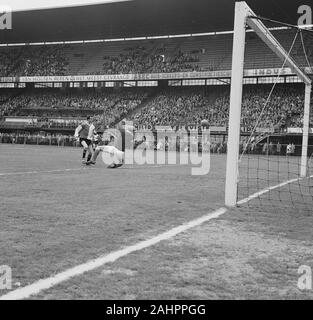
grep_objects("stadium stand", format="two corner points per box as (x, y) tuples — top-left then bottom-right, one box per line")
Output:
(0, 7), (312, 134)
(0, 30), (312, 76)
(0, 46), (69, 77)
(1, 85), (312, 132)
(0, 89), (150, 129)
(130, 85), (312, 129)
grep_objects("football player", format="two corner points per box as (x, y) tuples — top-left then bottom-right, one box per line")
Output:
(74, 116), (96, 164)
(86, 135), (125, 168)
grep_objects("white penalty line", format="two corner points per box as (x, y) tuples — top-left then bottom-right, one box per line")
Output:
(1, 175), (311, 300)
(237, 174), (313, 205)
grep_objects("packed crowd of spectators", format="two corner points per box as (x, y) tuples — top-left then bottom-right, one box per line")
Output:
(0, 94), (25, 118)
(1, 85), (312, 133)
(90, 94), (147, 127)
(27, 119), (81, 129)
(0, 44), (202, 77)
(0, 43), (203, 77)
(14, 91), (120, 110)
(0, 93), (13, 117)
(239, 86), (308, 131)
(132, 87), (230, 127)
(131, 85), (311, 130)
(0, 89), (148, 128)
(132, 88), (212, 126)
(0, 51), (17, 76)
(1, 30), (312, 77)
(15, 108), (97, 118)
(0, 46), (69, 77)
(102, 46), (201, 74)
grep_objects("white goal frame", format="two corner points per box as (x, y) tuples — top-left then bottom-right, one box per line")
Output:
(225, 1), (312, 207)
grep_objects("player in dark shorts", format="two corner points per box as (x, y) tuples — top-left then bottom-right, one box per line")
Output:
(79, 137), (92, 147)
(74, 116), (95, 164)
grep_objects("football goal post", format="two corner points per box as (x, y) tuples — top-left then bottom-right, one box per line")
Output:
(225, 1), (312, 207)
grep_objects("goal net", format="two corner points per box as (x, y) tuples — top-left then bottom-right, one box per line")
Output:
(225, 2), (313, 213)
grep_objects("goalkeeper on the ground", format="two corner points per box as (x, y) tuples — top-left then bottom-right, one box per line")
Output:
(86, 135), (125, 168)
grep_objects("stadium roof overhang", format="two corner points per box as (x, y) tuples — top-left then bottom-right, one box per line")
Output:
(0, 0), (311, 44)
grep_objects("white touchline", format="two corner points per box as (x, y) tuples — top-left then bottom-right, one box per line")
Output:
(0, 207), (227, 300)
(0, 168), (85, 177)
(0, 147), (80, 152)
(0, 175), (312, 300)
(0, 165), (166, 176)
(124, 165), (165, 169)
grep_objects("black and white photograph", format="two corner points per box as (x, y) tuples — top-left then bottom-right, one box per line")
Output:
(0, 0), (313, 304)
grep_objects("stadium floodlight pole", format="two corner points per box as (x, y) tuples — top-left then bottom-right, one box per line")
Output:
(225, 2), (312, 207)
(301, 84), (312, 177)
(225, 2), (249, 207)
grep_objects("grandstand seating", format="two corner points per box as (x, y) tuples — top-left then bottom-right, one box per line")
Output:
(0, 89), (150, 129)
(0, 46), (69, 77)
(130, 84), (311, 130)
(0, 30), (311, 77)
(0, 29), (312, 133)
(1, 85), (312, 132)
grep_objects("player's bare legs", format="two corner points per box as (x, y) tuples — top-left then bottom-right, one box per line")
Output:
(80, 140), (93, 164)
(80, 140), (89, 163)
(86, 147), (101, 165)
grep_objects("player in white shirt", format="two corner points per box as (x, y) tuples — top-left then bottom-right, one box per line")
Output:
(86, 134), (125, 168)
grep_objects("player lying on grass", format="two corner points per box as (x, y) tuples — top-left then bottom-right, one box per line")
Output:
(74, 116), (97, 164)
(86, 135), (125, 168)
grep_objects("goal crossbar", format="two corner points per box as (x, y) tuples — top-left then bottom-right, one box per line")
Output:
(225, 1), (312, 207)
(247, 15), (311, 85)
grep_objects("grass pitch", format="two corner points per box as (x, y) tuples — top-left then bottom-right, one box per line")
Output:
(0, 144), (312, 299)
